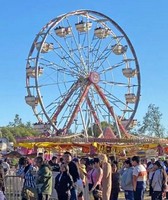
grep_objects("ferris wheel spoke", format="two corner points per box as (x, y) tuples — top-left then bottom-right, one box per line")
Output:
(50, 34), (85, 74)
(92, 42), (114, 72)
(101, 80), (136, 87)
(99, 85), (134, 112)
(66, 19), (89, 72)
(98, 61), (125, 74)
(62, 36), (88, 75)
(40, 57), (80, 78)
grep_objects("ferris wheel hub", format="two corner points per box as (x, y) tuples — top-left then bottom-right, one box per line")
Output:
(89, 72), (100, 84)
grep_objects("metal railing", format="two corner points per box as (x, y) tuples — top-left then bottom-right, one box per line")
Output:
(4, 175), (23, 200)
(4, 172), (59, 200)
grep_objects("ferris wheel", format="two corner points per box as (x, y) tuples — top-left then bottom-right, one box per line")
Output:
(25, 10), (141, 138)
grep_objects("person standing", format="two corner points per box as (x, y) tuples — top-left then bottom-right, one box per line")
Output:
(48, 156), (60, 172)
(151, 161), (167, 200)
(55, 163), (73, 200)
(19, 157), (37, 200)
(35, 156), (52, 200)
(99, 154), (112, 200)
(110, 162), (120, 200)
(120, 159), (134, 200)
(86, 159), (95, 199)
(89, 157), (103, 200)
(63, 152), (80, 200)
(147, 158), (155, 196)
(132, 156), (147, 200)
(2, 158), (10, 175)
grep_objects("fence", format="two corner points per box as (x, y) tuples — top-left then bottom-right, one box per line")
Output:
(4, 175), (23, 200)
(4, 172), (59, 200)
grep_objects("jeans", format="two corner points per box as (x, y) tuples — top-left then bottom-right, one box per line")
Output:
(70, 188), (77, 200)
(125, 190), (134, 200)
(110, 190), (119, 200)
(134, 188), (145, 200)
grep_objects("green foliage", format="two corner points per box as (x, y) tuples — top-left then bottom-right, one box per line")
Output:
(138, 104), (165, 138)
(0, 114), (40, 142)
(87, 121), (114, 137)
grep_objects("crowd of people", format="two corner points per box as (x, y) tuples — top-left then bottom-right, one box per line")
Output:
(0, 152), (168, 200)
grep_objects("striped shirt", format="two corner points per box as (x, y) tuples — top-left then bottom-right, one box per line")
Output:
(23, 164), (36, 188)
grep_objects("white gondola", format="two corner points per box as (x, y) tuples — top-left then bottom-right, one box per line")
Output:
(94, 27), (110, 39)
(121, 119), (129, 128)
(122, 68), (136, 78)
(121, 118), (137, 128)
(26, 67), (43, 78)
(130, 119), (138, 127)
(33, 122), (51, 132)
(25, 95), (39, 107)
(112, 44), (127, 55)
(75, 21), (92, 32)
(36, 42), (54, 53)
(55, 26), (71, 37)
(125, 93), (136, 103)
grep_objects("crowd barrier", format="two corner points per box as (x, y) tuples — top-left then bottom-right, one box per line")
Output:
(4, 172), (59, 200)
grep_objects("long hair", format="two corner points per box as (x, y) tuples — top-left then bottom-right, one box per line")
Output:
(99, 153), (108, 163)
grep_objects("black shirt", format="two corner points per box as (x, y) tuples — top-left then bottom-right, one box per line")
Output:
(48, 160), (60, 172)
(68, 161), (80, 183)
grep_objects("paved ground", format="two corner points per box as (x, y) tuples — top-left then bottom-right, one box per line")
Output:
(89, 191), (151, 200)
(119, 191), (151, 200)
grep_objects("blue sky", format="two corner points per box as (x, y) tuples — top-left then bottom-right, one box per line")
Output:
(1, 1), (168, 130)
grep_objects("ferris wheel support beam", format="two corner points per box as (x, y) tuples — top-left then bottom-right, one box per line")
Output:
(93, 83), (130, 138)
(64, 83), (91, 134)
(86, 97), (103, 137)
(51, 81), (80, 123)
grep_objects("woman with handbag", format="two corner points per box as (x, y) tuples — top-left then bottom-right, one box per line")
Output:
(89, 158), (103, 200)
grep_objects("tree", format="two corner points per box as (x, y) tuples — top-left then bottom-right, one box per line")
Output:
(138, 104), (165, 138)
(8, 114), (23, 127)
(1, 114), (40, 142)
(87, 121), (115, 137)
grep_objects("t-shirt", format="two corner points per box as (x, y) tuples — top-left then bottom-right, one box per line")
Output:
(48, 161), (60, 172)
(133, 164), (147, 189)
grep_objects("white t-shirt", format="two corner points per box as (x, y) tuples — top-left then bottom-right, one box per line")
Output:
(133, 164), (147, 182)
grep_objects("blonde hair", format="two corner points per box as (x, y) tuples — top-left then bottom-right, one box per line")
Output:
(99, 153), (108, 163)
